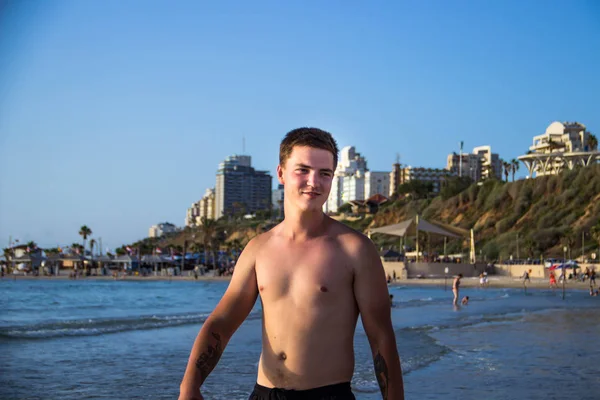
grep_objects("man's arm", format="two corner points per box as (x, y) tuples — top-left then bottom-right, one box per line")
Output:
(179, 238), (260, 399)
(352, 235), (404, 400)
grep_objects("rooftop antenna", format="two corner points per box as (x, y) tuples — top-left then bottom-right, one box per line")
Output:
(395, 153), (401, 165)
(242, 136), (246, 154)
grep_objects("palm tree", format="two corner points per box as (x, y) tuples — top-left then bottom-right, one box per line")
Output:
(3, 247), (13, 263)
(199, 217), (217, 267)
(588, 133), (598, 151)
(229, 238), (243, 262)
(71, 243), (84, 254)
(79, 225), (92, 255)
(89, 239), (96, 256)
(511, 159), (520, 182)
(502, 160), (511, 182)
(523, 238), (535, 259)
(561, 231), (575, 260)
(44, 247), (59, 255)
(79, 226), (92, 275)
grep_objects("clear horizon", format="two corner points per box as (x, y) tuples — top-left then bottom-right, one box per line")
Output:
(1, 0), (599, 251)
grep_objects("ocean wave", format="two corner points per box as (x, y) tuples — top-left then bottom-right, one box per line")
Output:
(0, 311), (261, 340)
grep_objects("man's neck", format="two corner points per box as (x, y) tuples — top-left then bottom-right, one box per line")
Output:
(281, 208), (328, 241)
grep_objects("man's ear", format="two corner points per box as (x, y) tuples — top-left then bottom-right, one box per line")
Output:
(277, 164), (285, 185)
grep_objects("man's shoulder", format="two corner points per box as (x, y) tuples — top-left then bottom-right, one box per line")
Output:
(247, 225), (280, 250)
(326, 218), (375, 257)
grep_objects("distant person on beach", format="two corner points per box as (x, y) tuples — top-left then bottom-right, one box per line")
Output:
(549, 271), (557, 289)
(479, 273), (488, 288)
(179, 128), (404, 400)
(461, 296), (469, 305)
(390, 294), (394, 307)
(522, 269), (531, 284)
(452, 274), (462, 306)
(590, 269), (596, 286)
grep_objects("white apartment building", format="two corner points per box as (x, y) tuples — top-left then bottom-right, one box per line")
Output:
(149, 222), (177, 238)
(473, 146), (502, 180)
(324, 146), (390, 213)
(185, 201), (201, 227)
(518, 121), (599, 177)
(364, 171), (391, 199)
(186, 188), (216, 227)
(272, 184), (284, 210)
(447, 145), (502, 181)
(341, 170), (366, 204)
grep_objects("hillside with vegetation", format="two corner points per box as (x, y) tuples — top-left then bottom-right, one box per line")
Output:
(125, 165), (600, 264)
(369, 164), (600, 261)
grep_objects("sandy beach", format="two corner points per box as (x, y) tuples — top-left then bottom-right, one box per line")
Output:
(4, 273), (596, 291)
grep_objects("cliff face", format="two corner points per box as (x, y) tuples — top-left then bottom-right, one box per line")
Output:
(369, 165), (600, 260)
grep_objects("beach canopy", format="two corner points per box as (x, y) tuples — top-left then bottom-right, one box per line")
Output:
(548, 261), (580, 270)
(369, 216), (468, 238)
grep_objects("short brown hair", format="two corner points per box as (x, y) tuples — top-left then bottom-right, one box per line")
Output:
(279, 127), (339, 169)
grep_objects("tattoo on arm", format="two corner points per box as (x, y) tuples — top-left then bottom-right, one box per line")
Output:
(195, 332), (223, 381)
(374, 351), (389, 399)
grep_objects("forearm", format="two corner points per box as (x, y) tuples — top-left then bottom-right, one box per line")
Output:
(180, 317), (232, 390)
(372, 336), (404, 400)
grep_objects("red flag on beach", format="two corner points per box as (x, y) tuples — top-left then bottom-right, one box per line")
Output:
(156, 247), (162, 254)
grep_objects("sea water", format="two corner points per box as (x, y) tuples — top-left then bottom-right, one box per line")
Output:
(1, 279), (599, 399)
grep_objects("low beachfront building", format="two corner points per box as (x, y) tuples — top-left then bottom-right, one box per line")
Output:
(396, 166), (454, 194)
(518, 121), (599, 178)
(149, 222), (178, 238)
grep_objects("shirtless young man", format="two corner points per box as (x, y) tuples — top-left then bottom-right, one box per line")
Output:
(179, 128), (404, 400)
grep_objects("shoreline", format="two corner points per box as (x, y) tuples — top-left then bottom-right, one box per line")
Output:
(390, 276), (596, 291)
(3, 274), (596, 291)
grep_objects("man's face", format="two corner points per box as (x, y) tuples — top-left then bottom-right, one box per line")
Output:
(277, 146), (334, 212)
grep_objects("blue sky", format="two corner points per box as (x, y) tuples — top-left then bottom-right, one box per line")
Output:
(1, 0), (599, 251)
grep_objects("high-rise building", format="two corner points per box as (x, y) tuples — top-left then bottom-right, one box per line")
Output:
(215, 155), (272, 218)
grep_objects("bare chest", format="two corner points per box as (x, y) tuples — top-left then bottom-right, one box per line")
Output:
(255, 240), (353, 305)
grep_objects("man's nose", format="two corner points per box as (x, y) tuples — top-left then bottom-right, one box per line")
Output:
(307, 171), (320, 187)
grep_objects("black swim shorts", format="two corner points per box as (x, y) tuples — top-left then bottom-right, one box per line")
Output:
(248, 382), (355, 400)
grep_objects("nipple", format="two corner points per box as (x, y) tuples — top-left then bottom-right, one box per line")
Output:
(320, 286), (328, 292)
(278, 352), (287, 361)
